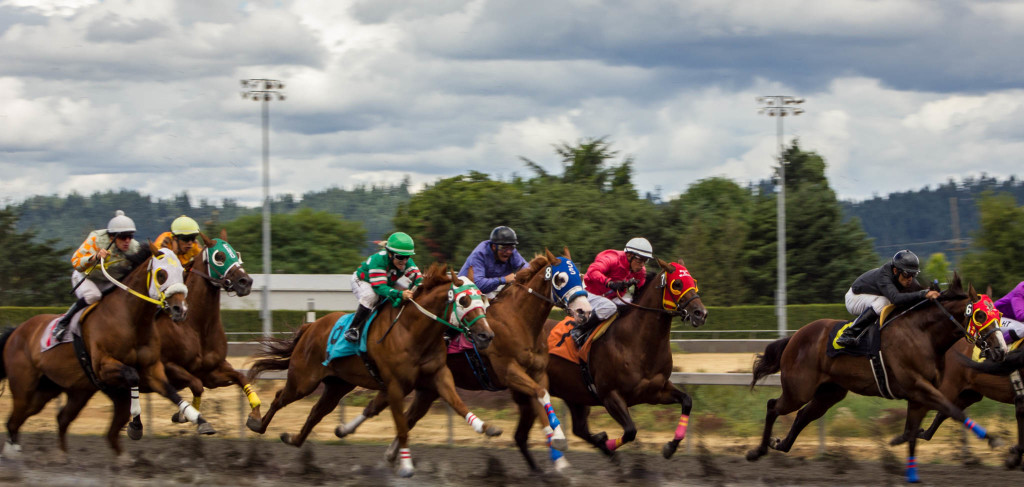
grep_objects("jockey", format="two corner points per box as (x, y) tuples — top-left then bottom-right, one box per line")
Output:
(346, 232), (424, 343)
(994, 281), (1024, 344)
(457, 226), (527, 299)
(570, 237), (652, 347)
(836, 249), (940, 347)
(53, 210), (147, 340)
(154, 215), (202, 267)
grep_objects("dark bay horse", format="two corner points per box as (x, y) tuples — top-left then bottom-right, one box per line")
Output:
(546, 259), (707, 459)
(156, 234), (259, 426)
(0, 246), (211, 461)
(747, 274), (1008, 483)
(335, 249), (593, 473)
(889, 338), (1024, 469)
(245, 264), (499, 478)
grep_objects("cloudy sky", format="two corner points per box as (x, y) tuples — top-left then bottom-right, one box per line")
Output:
(1, 0), (1022, 207)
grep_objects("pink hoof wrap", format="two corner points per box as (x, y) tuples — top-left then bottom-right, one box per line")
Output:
(674, 414), (690, 441)
(605, 437), (623, 451)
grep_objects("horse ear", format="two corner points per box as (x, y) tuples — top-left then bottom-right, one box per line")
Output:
(545, 247), (557, 264)
(220, 228), (228, 241)
(968, 283), (979, 302)
(986, 284), (993, 296)
(562, 246), (571, 260)
(466, 266), (475, 282)
(149, 240), (160, 254)
(657, 258), (672, 272)
(200, 232), (215, 247)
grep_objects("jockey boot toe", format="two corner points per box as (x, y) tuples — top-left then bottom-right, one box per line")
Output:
(836, 334), (859, 347)
(344, 327), (360, 343)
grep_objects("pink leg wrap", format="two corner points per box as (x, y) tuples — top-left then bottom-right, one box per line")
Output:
(673, 414), (690, 441)
(605, 437), (623, 451)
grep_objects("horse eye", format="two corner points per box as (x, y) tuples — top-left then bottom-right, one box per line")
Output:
(155, 269), (167, 286)
(973, 310), (987, 323)
(212, 251), (226, 266)
(671, 280), (682, 291)
(458, 295), (471, 308)
(554, 273), (568, 288)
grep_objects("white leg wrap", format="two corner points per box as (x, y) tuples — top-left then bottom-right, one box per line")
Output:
(397, 448), (414, 477)
(343, 414), (367, 433)
(177, 400), (201, 424)
(130, 387), (141, 417)
(538, 391), (565, 440)
(465, 412), (484, 433)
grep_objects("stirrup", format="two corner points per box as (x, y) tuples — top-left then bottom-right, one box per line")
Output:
(53, 325), (68, 341)
(344, 327), (360, 343)
(836, 334), (859, 347)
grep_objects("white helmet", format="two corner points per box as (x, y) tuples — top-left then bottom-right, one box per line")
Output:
(106, 210), (136, 234)
(624, 237), (653, 259)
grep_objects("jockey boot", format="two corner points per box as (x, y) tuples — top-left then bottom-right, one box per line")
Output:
(836, 308), (879, 347)
(344, 305), (372, 343)
(571, 314), (602, 348)
(53, 298), (88, 341)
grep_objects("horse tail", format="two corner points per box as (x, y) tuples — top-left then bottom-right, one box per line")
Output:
(0, 326), (17, 381)
(750, 336), (791, 390)
(246, 323), (310, 382)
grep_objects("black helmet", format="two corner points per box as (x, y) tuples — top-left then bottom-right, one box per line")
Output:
(489, 226), (518, 245)
(892, 250), (921, 276)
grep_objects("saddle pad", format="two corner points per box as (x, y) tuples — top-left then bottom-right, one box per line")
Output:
(547, 314), (616, 364)
(827, 318), (882, 358)
(971, 337), (1024, 362)
(322, 310), (378, 366)
(40, 304), (97, 353)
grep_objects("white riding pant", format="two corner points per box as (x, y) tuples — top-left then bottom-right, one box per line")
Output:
(1002, 317), (1024, 343)
(845, 288), (891, 316)
(71, 270), (112, 304)
(351, 272), (410, 309)
(587, 291), (632, 321)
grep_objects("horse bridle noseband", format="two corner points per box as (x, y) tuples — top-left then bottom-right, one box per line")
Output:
(614, 276), (699, 318)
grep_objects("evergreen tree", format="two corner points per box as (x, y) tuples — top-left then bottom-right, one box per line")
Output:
(0, 208), (71, 306)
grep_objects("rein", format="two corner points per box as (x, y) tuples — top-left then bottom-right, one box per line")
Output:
(402, 281), (485, 336)
(99, 256), (168, 307)
(613, 277), (698, 316)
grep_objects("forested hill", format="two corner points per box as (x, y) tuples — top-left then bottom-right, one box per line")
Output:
(840, 175), (1024, 262)
(11, 181), (411, 254)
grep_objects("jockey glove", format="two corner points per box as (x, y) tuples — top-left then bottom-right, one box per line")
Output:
(607, 280), (629, 291)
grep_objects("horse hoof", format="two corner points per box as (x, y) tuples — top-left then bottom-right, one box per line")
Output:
(171, 412), (189, 424)
(745, 449), (764, 462)
(592, 432), (608, 445)
(768, 437), (782, 451)
(245, 416), (262, 433)
(127, 422), (143, 441)
(280, 433), (295, 446)
(334, 425), (350, 439)
(385, 439), (400, 463)
(196, 422), (216, 436)
(397, 466), (415, 478)
(484, 425), (503, 437)
(663, 440), (680, 459)
(2, 440), (22, 458)
(553, 456), (571, 472)
(550, 437), (568, 451)
(53, 450), (69, 464)
(989, 436), (1005, 449)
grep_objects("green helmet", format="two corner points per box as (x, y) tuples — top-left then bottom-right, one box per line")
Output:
(385, 232), (415, 256)
(171, 215), (200, 236)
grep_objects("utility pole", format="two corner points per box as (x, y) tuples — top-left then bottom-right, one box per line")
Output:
(757, 95), (804, 338)
(241, 78), (285, 338)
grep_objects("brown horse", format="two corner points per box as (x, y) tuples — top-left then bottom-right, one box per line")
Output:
(546, 259), (707, 459)
(245, 264), (499, 478)
(747, 274), (1007, 483)
(0, 246), (209, 461)
(334, 249), (594, 473)
(156, 233), (260, 426)
(889, 338), (1024, 469)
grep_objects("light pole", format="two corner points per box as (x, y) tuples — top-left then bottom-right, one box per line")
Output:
(756, 95), (804, 338)
(241, 78), (285, 338)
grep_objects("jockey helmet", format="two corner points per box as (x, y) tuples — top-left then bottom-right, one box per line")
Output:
(171, 215), (200, 237)
(624, 237), (653, 259)
(107, 210), (136, 235)
(892, 250), (921, 276)
(385, 232), (416, 256)
(489, 226), (518, 246)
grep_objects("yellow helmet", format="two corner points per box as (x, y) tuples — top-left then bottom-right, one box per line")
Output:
(171, 215), (200, 236)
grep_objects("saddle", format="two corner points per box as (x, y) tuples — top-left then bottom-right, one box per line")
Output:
(827, 304), (898, 399)
(40, 304), (98, 353)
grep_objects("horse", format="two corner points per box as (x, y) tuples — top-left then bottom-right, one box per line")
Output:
(746, 274), (1008, 483)
(888, 337), (1024, 470)
(0, 245), (212, 461)
(545, 258), (707, 459)
(334, 248), (594, 473)
(244, 264), (500, 478)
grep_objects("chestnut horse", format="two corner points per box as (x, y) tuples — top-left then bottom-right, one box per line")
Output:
(245, 264), (499, 478)
(0, 246), (211, 461)
(334, 249), (594, 473)
(747, 274), (1008, 483)
(546, 259), (708, 459)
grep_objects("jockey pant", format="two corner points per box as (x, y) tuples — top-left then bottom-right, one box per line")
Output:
(587, 291), (632, 321)
(1002, 317), (1024, 344)
(350, 272), (411, 309)
(845, 288), (891, 316)
(71, 270), (113, 305)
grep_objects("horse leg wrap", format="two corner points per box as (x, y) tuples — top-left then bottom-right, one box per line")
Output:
(177, 400), (201, 424)
(605, 437), (624, 452)
(538, 392), (565, 440)
(673, 414), (690, 441)
(130, 387), (141, 417)
(906, 456), (919, 483)
(243, 384), (262, 409)
(465, 412), (484, 433)
(340, 414), (366, 435)
(543, 426), (566, 463)
(964, 417), (988, 439)
(399, 448), (413, 472)
(192, 396), (202, 410)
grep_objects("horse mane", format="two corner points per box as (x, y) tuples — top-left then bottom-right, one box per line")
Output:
(938, 272), (967, 301)
(514, 253), (550, 284)
(415, 263), (453, 298)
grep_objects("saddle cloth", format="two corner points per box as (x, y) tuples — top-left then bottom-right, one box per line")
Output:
(827, 304), (897, 358)
(548, 314), (616, 364)
(322, 310), (378, 366)
(40, 305), (96, 353)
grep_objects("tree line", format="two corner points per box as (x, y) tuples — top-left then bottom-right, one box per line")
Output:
(4, 138), (1023, 308)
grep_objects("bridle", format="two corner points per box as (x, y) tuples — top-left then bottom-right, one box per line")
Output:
(930, 293), (1003, 357)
